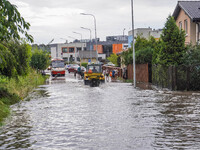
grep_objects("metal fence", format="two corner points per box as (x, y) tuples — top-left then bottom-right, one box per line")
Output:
(152, 64), (200, 91)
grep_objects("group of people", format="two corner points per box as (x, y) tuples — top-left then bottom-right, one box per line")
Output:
(103, 69), (118, 82)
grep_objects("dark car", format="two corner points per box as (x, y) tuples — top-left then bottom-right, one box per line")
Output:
(68, 64), (79, 73)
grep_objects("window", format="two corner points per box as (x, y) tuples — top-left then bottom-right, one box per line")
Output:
(63, 57), (68, 61)
(77, 47), (82, 51)
(184, 19), (188, 35)
(179, 21), (182, 29)
(62, 47), (68, 53)
(69, 47), (74, 53)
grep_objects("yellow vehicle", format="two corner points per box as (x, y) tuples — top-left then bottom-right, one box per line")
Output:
(84, 64), (105, 87)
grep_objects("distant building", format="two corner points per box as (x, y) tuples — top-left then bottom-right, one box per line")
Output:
(128, 28), (162, 48)
(50, 42), (87, 63)
(173, 1), (200, 45)
(50, 35), (128, 62)
(106, 35), (128, 42)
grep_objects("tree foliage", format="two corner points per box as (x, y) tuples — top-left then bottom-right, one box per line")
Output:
(154, 16), (186, 66)
(182, 44), (200, 65)
(0, 0), (33, 42)
(6, 41), (32, 75)
(107, 53), (119, 66)
(0, 43), (16, 77)
(122, 35), (157, 65)
(30, 48), (50, 71)
(0, 41), (32, 77)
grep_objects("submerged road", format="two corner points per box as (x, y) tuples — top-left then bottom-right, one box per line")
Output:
(0, 73), (200, 150)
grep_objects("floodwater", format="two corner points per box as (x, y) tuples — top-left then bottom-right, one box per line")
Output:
(0, 73), (200, 150)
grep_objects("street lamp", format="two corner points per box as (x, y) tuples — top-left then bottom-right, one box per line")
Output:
(80, 27), (92, 62)
(68, 36), (77, 63)
(123, 28), (126, 40)
(80, 13), (98, 62)
(131, 0), (136, 88)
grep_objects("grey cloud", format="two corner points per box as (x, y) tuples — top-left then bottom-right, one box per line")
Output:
(9, 0), (180, 44)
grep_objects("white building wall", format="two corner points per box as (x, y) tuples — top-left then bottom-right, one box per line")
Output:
(51, 42), (87, 62)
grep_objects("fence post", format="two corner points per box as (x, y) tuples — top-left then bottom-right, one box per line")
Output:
(173, 66), (177, 90)
(186, 66), (190, 91)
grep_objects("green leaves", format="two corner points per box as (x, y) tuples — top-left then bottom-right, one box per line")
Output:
(155, 15), (186, 66)
(122, 35), (157, 65)
(107, 53), (119, 66)
(0, 0), (33, 42)
(30, 48), (50, 71)
(0, 40), (32, 77)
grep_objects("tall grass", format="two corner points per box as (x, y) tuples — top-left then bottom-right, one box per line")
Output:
(5, 69), (47, 99)
(0, 69), (47, 125)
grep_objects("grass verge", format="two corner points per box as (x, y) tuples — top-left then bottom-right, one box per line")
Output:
(0, 69), (48, 126)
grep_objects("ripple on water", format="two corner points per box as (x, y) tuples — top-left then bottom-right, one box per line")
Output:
(1, 76), (200, 149)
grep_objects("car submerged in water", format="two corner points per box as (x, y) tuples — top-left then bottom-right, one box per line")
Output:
(84, 64), (105, 87)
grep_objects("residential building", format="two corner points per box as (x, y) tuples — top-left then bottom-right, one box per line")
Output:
(50, 35), (128, 62)
(128, 28), (162, 48)
(173, 1), (200, 45)
(50, 42), (87, 63)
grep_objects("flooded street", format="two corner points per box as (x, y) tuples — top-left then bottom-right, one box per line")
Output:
(1, 73), (200, 150)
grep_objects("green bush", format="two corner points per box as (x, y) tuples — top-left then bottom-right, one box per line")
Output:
(81, 62), (88, 68)
(0, 102), (10, 126)
(136, 47), (153, 64)
(182, 45), (200, 65)
(30, 48), (50, 71)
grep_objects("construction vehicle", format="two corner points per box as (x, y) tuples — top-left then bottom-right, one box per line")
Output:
(84, 64), (105, 87)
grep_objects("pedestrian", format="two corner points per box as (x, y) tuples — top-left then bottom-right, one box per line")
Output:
(123, 67), (128, 80)
(106, 69), (109, 82)
(111, 70), (115, 81)
(74, 70), (76, 78)
(114, 69), (118, 80)
(77, 65), (81, 79)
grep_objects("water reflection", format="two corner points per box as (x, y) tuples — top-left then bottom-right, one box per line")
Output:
(0, 106), (33, 149)
(153, 92), (200, 149)
(1, 75), (200, 149)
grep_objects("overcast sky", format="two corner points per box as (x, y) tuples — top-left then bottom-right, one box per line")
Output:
(9, 0), (189, 44)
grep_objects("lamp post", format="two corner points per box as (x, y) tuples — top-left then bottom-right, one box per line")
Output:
(131, 0), (136, 88)
(80, 13), (98, 62)
(123, 28), (126, 40)
(81, 27), (92, 62)
(68, 36), (77, 63)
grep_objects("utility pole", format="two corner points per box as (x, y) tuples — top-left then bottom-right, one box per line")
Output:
(131, 0), (136, 88)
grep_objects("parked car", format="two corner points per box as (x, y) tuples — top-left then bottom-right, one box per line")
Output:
(68, 64), (79, 73)
(65, 64), (73, 70)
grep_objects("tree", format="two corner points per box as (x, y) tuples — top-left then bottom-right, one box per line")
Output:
(30, 48), (50, 71)
(0, 43), (17, 77)
(182, 44), (200, 65)
(121, 36), (158, 65)
(0, 0), (33, 42)
(107, 53), (119, 66)
(135, 47), (153, 64)
(154, 15), (186, 66)
(6, 40), (32, 76)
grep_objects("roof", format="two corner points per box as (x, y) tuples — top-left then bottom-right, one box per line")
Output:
(173, 1), (200, 22)
(78, 51), (97, 59)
